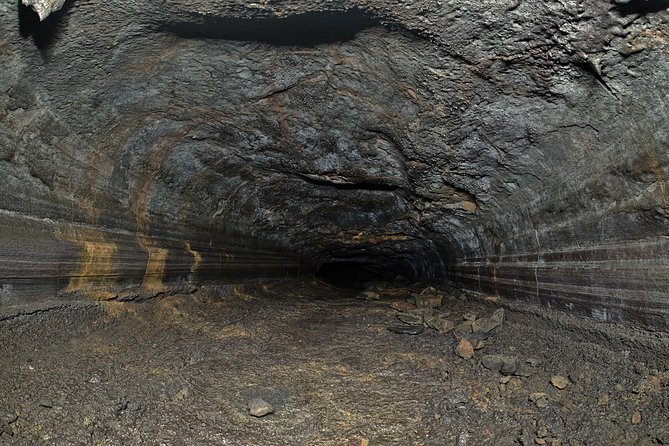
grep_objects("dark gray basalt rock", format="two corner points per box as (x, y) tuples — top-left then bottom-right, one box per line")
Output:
(0, 1), (667, 328)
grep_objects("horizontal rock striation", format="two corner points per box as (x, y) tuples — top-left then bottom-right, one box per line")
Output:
(0, 1), (668, 328)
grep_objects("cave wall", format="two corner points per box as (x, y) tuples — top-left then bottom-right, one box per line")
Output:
(0, 0), (668, 328)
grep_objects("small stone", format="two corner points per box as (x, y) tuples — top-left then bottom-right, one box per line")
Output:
(499, 376), (511, 384)
(597, 394), (609, 406)
(536, 399), (549, 409)
(390, 301), (415, 312)
(436, 318), (456, 333)
(415, 294), (443, 307)
(387, 325), (424, 335)
(418, 286), (438, 295)
(481, 354), (507, 372)
(443, 388), (470, 407)
(537, 426), (548, 438)
(414, 287), (445, 307)
(453, 321), (474, 336)
(472, 308), (505, 333)
(481, 354), (519, 375)
(397, 312), (423, 326)
(472, 317), (498, 333)
(535, 439), (546, 445)
(550, 376), (569, 390)
(631, 411), (642, 425)
(248, 397), (274, 417)
(463, 312), (477, 321)
(475, 340), (485, 350)
(614, 383), (624, 392)
(365, 282), (389, 292)
(455, 338), (474, 360)
(514, 366), (533, 377)
(359, 291), (380, 300)
(529, 392), (549, 409)
(501, 359), (518, 376)
(550, 440), (561, 446)
(526, 358), (542, 367)
(425, 315), (455, 332)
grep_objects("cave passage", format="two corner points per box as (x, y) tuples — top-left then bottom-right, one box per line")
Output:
(315, 260), (398, 289)
(1, 0), (669, 444)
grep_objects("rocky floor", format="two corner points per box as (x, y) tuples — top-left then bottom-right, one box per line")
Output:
(0, 280), (668, 445)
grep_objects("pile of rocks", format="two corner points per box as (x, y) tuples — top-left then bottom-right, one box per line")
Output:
(384, 286), (546, 379)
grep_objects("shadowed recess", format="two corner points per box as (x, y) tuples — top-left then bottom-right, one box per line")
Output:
(157, 10), (381, 46)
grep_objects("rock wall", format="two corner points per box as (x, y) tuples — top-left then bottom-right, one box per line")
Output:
(0, 1), (667, 328)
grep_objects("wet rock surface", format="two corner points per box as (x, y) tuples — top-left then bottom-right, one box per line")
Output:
(1, 280), (667, 445)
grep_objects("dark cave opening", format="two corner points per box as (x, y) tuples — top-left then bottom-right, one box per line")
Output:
(315, 260), (397, 289)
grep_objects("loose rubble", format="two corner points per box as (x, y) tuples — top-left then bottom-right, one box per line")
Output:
(1, 279), (667, 445)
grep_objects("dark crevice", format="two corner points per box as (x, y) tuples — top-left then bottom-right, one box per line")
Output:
(296, 173), (402, 192)
(158, 11), (381, 46)
(613, 0), (669, 16)
(574, 60), (617, 97)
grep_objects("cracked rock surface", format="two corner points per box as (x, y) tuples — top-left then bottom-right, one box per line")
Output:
(0, 1), (668, 327)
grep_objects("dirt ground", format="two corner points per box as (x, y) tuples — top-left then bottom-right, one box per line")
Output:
(0, 279), (668, 445)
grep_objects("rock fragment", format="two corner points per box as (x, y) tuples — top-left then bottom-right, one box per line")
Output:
(414, 287), (444, 307)
(387, 325), (424, 335)
(453, 321), (474, 337)
(471, 308), (505, 334)
(529, 392), (550, 409)
(390, 301), (415, 312)
(514, 366), (533, 377)
(424, 314), (455, 333)
(550, 375), (570, 390)
(527, 358), (542, 367)
(359, 290), (380, 300)
(631, 411), (642, 424)
(248, 397), (274, 417)
(397, 312), (423, 326)
(481, 354), (518, 376)
(455, 338), (474, 359)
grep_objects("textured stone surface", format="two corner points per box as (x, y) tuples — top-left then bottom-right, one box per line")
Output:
(0, 1), (668, 327)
